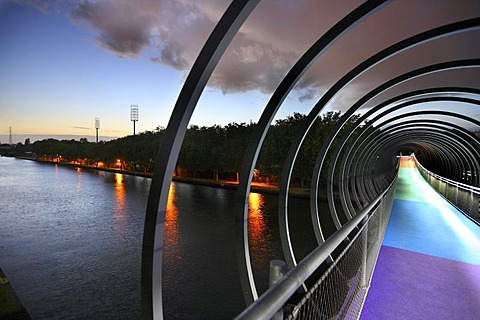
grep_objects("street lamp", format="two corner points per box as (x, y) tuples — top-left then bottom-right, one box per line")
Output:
(131, 105), (138, 135)
(95, 118), (100, 143)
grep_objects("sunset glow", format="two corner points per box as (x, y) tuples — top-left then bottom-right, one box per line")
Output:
(2, 1), (478, 143)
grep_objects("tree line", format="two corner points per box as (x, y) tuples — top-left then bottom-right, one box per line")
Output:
(11, 112), (361, 187)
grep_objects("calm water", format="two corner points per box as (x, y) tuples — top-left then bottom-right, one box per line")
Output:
(0, 157), (323, 319)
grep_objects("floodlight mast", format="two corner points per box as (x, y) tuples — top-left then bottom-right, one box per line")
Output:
(131, 105), (139, 135)
(95, 118), (100, 143)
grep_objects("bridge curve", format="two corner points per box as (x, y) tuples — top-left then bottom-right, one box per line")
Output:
(141, 2), (480, 319)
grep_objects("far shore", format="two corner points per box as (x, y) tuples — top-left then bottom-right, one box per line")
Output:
(25, 157), (313, 198)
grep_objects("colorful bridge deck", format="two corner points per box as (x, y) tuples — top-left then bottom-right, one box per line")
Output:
(360, 156), (480, 319)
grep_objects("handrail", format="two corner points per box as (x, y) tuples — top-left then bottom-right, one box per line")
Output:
(413, 154), (480, 193)
(412, 153), (480, 225)
(234, 177), (397, 320)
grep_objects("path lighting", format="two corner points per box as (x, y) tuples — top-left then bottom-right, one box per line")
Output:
(253, 168), (260, 182)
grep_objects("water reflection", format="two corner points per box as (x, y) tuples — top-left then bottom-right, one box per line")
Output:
(2, 159), (313, 319)
(113, 173), (127, 236)
(114, 173), (126, 211)
(248, 192), (269, 267)
(76, 167), (82, 192)
(115, 172), (124, 184)
(164, 183), (179, 266)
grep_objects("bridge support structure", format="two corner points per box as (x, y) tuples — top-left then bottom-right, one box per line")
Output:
(140, 1), (480, 319)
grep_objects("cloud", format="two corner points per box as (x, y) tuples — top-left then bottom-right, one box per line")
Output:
(104, 130), (124, 133)
(13, 0), (50, 12)
(151, 40), (189, 70)
(69, 0), (160, 57)
(72, 126), (91, 130)
(26, 0), (480, 103)
(297, 87), (319, 103)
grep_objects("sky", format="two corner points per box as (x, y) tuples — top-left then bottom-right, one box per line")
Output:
(1, 0), (479, 144)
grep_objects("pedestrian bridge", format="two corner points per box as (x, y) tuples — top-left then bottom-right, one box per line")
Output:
(235, 155), (480, 320)
(360, 157), (480, 319)
(141, 2), (480, 319)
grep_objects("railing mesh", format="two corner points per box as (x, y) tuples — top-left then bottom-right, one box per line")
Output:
(417, 161), (480, 224)
(285, 184), (395, 320)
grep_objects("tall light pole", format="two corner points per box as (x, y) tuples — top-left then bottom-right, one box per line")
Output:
(95, 118), (100, 143)
(131, 105), (138, 135)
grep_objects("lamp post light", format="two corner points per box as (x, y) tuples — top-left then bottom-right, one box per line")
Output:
(95, 118), (100, 143)
(131, 105), (138, 135)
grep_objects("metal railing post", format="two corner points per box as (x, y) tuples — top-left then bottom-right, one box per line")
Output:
(361, 216), (369, 289)
(269, 260), (287, 320)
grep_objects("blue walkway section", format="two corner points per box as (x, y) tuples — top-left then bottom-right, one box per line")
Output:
(361, 157), (480, 319)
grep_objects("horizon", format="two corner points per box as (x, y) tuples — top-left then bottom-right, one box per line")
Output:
(3, 122), (480, 146)
(0, 133), (118, 145)
(1, 1), (479, 143)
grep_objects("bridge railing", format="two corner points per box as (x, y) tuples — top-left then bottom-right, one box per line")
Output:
(235, 175), (397, 320)
(413, 154), (480, 225)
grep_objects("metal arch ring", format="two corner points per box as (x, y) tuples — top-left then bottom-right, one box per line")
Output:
(382, 120), (480, 176)
(367, 130), (473, 181)
(141, 2), (260, 319)
(277, 18), (480, 270)
(343, 109), (480, 186)
(334, 95), (480, 210)
(370, 132), (468, 180)
(234, 1), (390, 303)
(326, 95), (480, 224)
(339, 110), (480, 213)
(348, 119), (480, 190)
(325, 89), (480, 230)
(371, 123), (480, 182)
(308, 60), (480, 239)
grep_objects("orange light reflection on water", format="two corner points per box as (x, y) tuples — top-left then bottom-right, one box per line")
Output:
(75, 167), (82, 192)
(164, 183), (180, 266)
(248, 192), (269, 266)
(114, 173), (126, 223)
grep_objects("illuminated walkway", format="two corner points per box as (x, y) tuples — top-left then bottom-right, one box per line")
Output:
(361, 157), (480, 319)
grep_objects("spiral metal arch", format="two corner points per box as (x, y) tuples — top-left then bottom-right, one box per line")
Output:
(322, 87), (478, 221)
(310, 82), (480, 235)
(340, 123), (479, 211)
(141, 1), (480, 318)
(324, 108), (480, 230)
(277, 19), (480, 273)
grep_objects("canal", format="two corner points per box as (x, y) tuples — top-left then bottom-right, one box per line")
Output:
(0, 157), (331, 319)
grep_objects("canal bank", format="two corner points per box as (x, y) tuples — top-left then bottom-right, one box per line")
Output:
(31, 158), (314, 198)
(0, 267), (31, 320)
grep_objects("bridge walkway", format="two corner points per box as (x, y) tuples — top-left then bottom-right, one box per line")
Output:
(360, 156), (480, 319)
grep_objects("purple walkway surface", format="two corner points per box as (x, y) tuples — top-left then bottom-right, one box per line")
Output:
(361, 245), (480, 320)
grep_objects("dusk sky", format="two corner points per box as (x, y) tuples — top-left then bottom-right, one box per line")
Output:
(1, 0), (479, 143)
